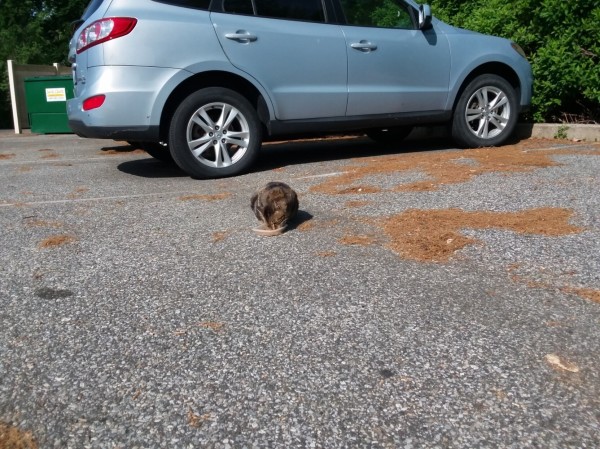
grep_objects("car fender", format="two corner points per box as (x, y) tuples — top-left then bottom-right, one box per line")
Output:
(444, 34), (532, 110)
(149, 60), (277, 129)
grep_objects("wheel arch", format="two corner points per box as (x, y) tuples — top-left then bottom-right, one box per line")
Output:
(450, 62), (521, 114)
(158, 71), (271, 141)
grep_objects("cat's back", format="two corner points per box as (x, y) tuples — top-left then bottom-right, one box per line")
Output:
(252, 182), (298, 212)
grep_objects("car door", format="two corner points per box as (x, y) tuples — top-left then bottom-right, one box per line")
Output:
(339, 0), (451, 116)
(211, 0), (348, 121)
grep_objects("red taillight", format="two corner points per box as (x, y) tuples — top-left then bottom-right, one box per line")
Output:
(83, 95), (106, 111)
(76, 17), (137, 54)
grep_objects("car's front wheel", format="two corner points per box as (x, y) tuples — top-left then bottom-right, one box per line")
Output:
(169, 87), (262, 178)
(451, 74), (518, 148)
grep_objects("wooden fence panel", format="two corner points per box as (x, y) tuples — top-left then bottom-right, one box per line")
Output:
(7, 60), (72, 133)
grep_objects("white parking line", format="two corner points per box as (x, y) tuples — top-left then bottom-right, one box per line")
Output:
(0, 191), (193, 207)
(1, 170), (352, 207)
(294, 171), (349, 180)
(0, 156), (144, 165)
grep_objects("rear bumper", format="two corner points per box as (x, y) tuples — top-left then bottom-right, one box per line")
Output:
(68, 121), (160, 140)
(66, 65), (180, 141)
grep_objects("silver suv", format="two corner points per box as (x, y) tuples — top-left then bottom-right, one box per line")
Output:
(68, 0), (532, 178)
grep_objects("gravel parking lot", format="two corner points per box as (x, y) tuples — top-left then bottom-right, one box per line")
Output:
(1, 131), (599, 448)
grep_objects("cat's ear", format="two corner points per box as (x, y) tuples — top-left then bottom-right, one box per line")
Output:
(250, 191), (258, 209)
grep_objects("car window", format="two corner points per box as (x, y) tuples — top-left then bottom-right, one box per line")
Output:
(254, 0), (326, 23)
(223, 0), (254, 14)
(154, 0), (212, 10)
(80, 0), (105, 20)
(340, 0), (415, 29)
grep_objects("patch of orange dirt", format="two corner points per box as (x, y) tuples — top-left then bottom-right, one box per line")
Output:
(25, 219), (63, 228)
(0, 422), (38, 449)
(212, 231), (229, 242)
(507, 265), (600, 304)
(297, 220), (316, 231)
(506, 264), (555, 289)
(38, 235), (76, 249)
(0, 153), (16, 160)
(197, 321), (225, 332)
(179, 193), (231, 202)
(310, 139), (599, 194)
(67, 187), (89, 199)
(339, 234), (377, 246)
(337, 185), (381, 195)
(316, 250), (337, 257)
(345, 200), (371, 208)
(99, 145), (146, 155)
(38, 149), (59, 159)
(297, 219), (339, 232)
(377, 207), (582, 262)
(561, 287), (600, 304)
(187, 408), (212, 428)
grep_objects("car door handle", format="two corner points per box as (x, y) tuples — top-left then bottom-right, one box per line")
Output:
(225, 31), (257, 43)
(350, 41), (378, 52)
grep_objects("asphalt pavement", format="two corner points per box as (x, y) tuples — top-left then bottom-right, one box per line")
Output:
(1, 131), (599, 448)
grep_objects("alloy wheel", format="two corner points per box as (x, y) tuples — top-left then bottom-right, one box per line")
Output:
(186, 102), (250, 168)
(464, 86), (510, 139)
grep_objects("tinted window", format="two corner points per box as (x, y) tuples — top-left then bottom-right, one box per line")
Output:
(154, 0), (211, 9)
(223, 0), (254, 14)
(255, 0), (325, 22)
(341, 0), (415, 29)
(81, 0), (105, 20)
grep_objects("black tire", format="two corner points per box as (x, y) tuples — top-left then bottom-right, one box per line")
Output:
(126, 140), (142, 148)
(168, 87), (262, 178)
(366, 126), (413, 144)
(141, 141), (174, 163)
(451, 74), (519, 148)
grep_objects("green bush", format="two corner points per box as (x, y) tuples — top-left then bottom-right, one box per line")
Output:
(428, 0), (600, 123)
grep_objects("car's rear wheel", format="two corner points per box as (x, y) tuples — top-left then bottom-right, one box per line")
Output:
(169, 87), (261, 178)
(452, 74), (518, 148)
(366, 126), (413, 144)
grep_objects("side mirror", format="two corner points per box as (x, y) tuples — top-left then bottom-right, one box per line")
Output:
(418, 4), (432, 30)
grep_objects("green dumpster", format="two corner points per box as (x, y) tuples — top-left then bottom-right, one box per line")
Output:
(24, 75), (74, 134)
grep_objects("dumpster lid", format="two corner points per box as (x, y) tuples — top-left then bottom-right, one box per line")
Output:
(25, 75), (73, 82)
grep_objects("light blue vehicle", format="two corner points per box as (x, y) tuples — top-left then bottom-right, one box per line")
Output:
(67, 0), (533, 178)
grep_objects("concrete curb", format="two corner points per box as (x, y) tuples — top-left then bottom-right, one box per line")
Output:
(515, 123), (599, 141)
(410, 123), (600, 142)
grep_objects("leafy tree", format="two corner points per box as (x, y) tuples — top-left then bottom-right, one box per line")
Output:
(0, 0), (88, 128)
